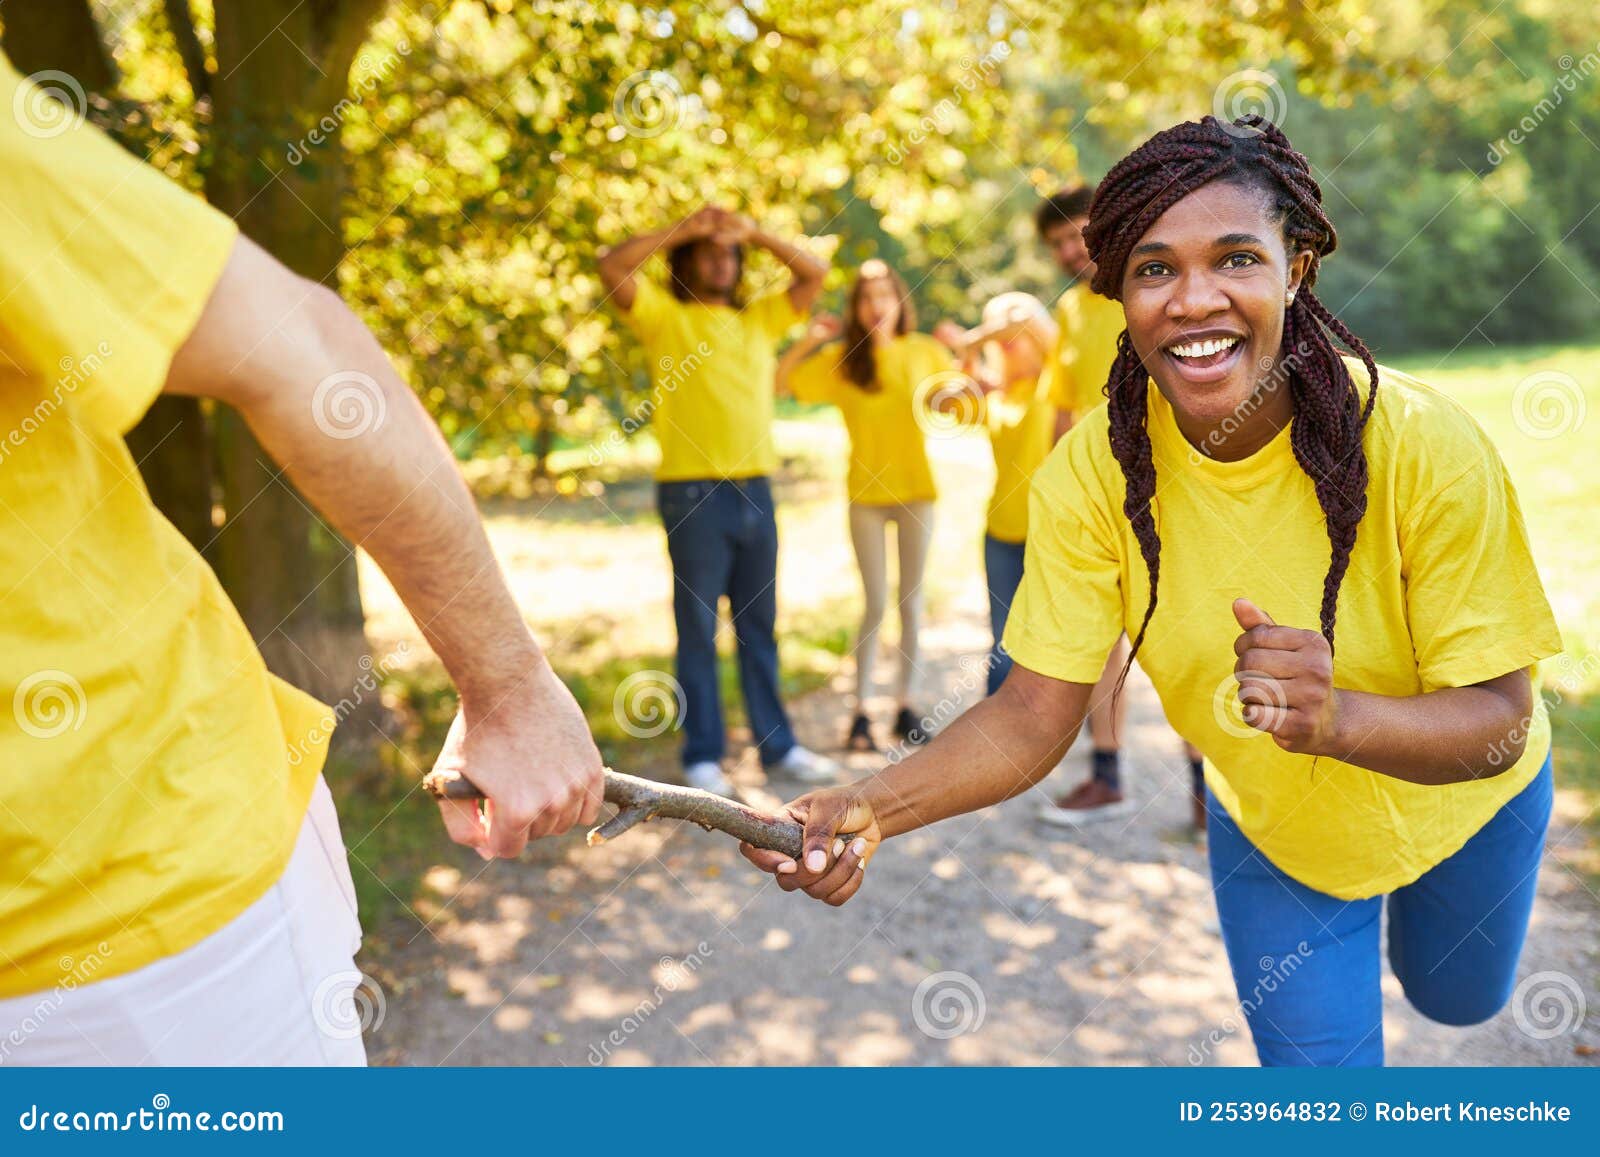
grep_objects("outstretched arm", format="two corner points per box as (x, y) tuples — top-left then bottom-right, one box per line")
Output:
(740, 665), (1091, 904)
(164, 235), (605, 860)
(774, 314), (842, 396)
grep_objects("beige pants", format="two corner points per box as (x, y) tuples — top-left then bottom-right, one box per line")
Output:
(848, 500), (935, 707)
(0, 776), (367, 1066)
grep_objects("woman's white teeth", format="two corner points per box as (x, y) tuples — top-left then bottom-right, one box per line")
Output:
(1167, 336), (1241, 359)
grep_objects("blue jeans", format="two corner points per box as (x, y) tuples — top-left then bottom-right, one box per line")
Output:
(983, 534), (1026, 696)
(1206, 751), (1553, 1066)
(657, 478), (795, 768)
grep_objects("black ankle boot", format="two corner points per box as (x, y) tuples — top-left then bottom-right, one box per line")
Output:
(846, 713), (877, 752)
(894, 707), (929, 745)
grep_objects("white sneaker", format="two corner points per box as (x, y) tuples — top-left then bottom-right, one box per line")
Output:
(683, 761), (733, 796)
(770, 744), (840, 784)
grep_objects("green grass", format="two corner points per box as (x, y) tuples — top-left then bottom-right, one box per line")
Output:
(331, 610), (853, 937)
(1392, 342), (1600, 865)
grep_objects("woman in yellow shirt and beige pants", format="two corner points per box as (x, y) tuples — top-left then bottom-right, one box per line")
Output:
(777, 261), (949, 752)
(742, 116), (1563, 1067)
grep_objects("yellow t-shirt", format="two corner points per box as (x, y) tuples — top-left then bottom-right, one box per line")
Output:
(619, 275), (802, 481)
(788, 333), (950, 506)
(1005, 359), (1563, 900)
(985, 373), (1056, 543)
(1046, 282), (1125, 420)
(0, 57), (329, 998)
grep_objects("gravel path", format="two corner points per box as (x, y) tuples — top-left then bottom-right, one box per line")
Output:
(366, 611), (1600, 1067)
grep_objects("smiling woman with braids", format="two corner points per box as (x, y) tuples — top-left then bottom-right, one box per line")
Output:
(740, 115), (1565, 1066)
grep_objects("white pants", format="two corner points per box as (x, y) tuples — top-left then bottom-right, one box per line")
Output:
(847, 500), (934, 707)
(0, 776), (367, 1066)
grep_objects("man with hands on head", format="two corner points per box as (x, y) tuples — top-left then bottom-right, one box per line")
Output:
(598, 206), (838, 797)
(0, 56), (601, 1065)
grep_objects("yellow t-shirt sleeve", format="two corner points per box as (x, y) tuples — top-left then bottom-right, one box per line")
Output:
(748, 285), (804, 341)
(788, 347), (842, 404)
(1398, 428), (1564, 690)
(619, 275), (676, 343)
(0, 58), (237, 436)
(1001, 426), (1126, 683)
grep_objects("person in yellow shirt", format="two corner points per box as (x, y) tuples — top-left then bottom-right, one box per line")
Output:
(741, 115), (1563, 1068)
(0, 56), (604, 1064)
(1036, 185), (1209, 830)
(777, 260), (950, 752)
(597, 208), (836, 796)
(933, 293), (1057, 698)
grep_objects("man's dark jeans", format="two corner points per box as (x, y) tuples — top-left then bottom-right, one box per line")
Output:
(657, 477), (796, 768)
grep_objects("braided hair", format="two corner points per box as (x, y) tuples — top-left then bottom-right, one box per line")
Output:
(1083, 114), (1380, 694)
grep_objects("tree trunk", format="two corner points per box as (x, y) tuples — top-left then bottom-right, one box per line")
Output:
(207, 0), (387, 725)
(0, 0), (116, 92)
